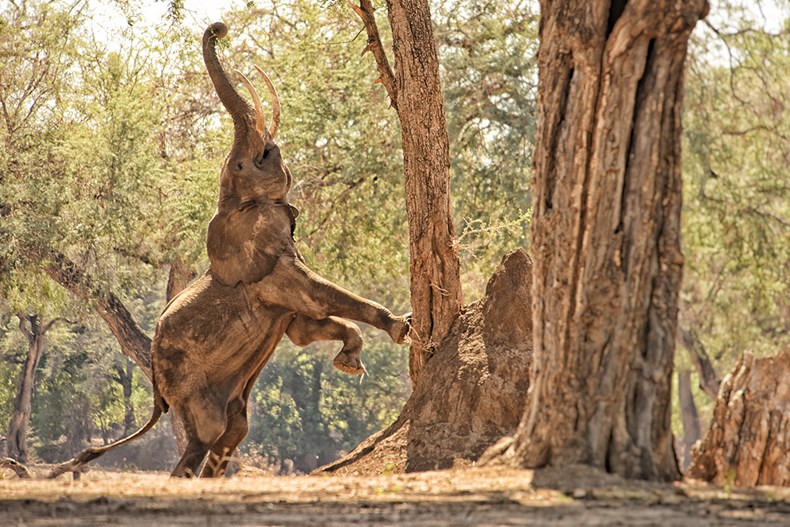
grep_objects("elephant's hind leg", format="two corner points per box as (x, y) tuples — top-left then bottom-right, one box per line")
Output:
(200, 399), (249, 478)
(170, 397), (227, 478)
(286, 314), (365, 375)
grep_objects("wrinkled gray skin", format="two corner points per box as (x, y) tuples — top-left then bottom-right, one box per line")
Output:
(45, 22), (409, 480)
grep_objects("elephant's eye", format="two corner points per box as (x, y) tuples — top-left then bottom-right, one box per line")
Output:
(236, 162), (243, 170)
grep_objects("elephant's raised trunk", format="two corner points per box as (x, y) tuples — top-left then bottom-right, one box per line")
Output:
(202, 22), (257, 155)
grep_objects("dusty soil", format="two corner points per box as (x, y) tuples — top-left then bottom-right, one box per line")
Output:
(1, 465), (788, 526)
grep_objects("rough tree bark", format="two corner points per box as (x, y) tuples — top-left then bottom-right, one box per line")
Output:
(352, 0), (462, 383)
(6, 314), (65, 463)
(688, 350), (790, 486)
(485, 0), (708, 481)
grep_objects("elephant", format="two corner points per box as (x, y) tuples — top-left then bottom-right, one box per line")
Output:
(47, 21), (410, 479)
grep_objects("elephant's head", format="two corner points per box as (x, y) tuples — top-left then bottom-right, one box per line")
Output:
(203, 22), (296, 286)
(202, 21), (291, 204)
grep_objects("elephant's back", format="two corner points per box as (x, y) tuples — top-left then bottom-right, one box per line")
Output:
(152, 273), (293, 403)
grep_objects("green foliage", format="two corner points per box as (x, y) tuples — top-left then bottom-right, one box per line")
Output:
(31, 336), (92, 449)
(436, 0), (538, 292)
(670, 4), (790, 442)
(0, 0), (190, 456)
(247, 336), (409, 471)
(682, 10), (790, 374)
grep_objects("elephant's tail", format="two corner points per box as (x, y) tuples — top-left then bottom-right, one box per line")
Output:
(45, 398), (165, 479)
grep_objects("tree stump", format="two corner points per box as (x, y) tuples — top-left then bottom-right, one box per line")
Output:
(687, 350), (790, 486)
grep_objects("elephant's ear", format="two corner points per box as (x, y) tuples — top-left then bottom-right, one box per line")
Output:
(206, 204), (290, 286)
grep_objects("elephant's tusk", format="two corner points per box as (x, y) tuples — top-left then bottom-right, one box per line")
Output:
(253, 65), (280, 140)
(234, 69), (266, 138)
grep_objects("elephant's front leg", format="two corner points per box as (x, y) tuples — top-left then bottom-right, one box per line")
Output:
(286, 314), (366, 375)
(258, 256), (411, 344)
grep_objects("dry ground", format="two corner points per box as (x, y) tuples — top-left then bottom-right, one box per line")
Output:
(1, 466), (789, 526)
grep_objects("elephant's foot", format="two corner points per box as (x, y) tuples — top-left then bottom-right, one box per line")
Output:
(333, 348), (366, 375)
(388, 313), (412, 345)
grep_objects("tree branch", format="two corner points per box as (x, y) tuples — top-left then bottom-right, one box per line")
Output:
(679, 327), (721, 399)
(16, 313), (34, 342)
(42, 250), (152, 378)
(0, 457), (31, 478)
(349, 0), (398, 109)
(42, 316), (76, 334)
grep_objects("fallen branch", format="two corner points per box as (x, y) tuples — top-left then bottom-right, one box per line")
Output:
(0, 457), (31, 478)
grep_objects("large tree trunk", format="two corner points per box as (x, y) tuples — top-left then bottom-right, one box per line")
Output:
(356, 0), (462, 383)
(688, 350), (790, 486)
(486, 0), (708, 481)
(6, 314), (51, 463)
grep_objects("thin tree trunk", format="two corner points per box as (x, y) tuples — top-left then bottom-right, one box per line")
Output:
(488, 0), (708, 481)
(166, 257), (196, 302)
(350, 1), (461, 383)
(114, 358), (137, 435)
(6, 314), (60, 463)
(384, 0), (462, 383)
(679, 326), (720, 398)
(678, 370), (701, 470)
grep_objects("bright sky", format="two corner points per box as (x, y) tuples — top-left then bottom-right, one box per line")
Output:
(85, 0), (788, 55)
(90, 0), (788, 34)
(87, 0), (242, 43)
(142, 0), (236, 26)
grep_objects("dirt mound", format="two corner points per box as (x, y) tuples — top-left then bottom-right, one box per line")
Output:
(319, 249), (533, 475)
(688, 349), (790, 486)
